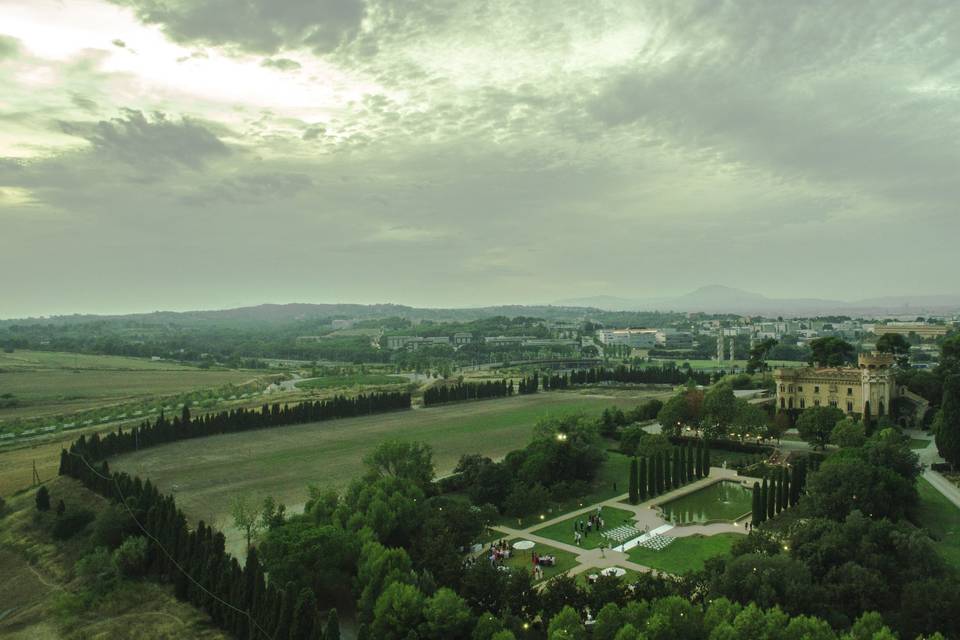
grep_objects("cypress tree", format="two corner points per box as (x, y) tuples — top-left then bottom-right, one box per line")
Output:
(703, 444), (711, 477)
(35, 485), (50, 511)
(679, 445), (688, 484)
(775, 467), (785, 514)
(863, 401), (873, 435)
(628, 458), (639, 504)
(759, 478), (769, 523)
(695, 441), (704, 479)
(663, 451), (672, 492)
(672, 448), (681, 488)
(655, 453), (664, 495)
(766, 474), (776, 520)
(290, 587), (317, 640)
(647, 455), (657, 497)
(751, 482), (761, 527)
(638, 457), (648, 501)
(324, 609), (340, 640)
(687, 442), (695, 479)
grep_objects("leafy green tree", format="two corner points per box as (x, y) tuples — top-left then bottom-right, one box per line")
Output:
(934, 375), (960, 470)
(808, 337), (856, 367)
(734, 400), (768, 441)
(547, 605), (585, 640)
(35, 485), (50, 512)
(593, 602), (624, 640)
(370, 582), (425, 640)
(289, 587), (318, 640)
(803, 457), (916, 522)
(703, 382), (737, 439)
(231, 495), (263, 551)
(612, 625), (641, 640)
(830, 418), (866, 448)
(875, 333), (910, 367)
(645, 595), (703, 640)
(796, 406), (844, 450)
(747, 338), (779, 374)
(422, 587), (473, 639)
(363, 440), (435, 490)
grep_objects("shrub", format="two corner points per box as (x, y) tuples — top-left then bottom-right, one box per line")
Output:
(75, 547), (118, 597)
(52, 508), (95, 540)
(91, 505), (135, 549)
(113, 536), (150, 577)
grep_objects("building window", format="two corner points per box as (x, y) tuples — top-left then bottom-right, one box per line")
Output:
(829, 400), (837, 408)
(814, 399), (820, 407)
(847, 387), (853, 396)
(814, 386), (820, 394)
(846, 401), (853, 412)
(780, 398), (785, 409)
(779, 384), (785, 392)
(800, 399), (806, 409)
(797, 386), (803, 393)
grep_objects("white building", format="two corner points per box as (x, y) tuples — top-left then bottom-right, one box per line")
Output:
(596, 328), (658, 348)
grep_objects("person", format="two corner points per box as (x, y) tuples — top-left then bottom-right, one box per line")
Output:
(600, 542), (606, 558)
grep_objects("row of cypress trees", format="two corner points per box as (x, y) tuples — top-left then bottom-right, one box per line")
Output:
(555, 365), (712, 388)
(58, 449), (339, 640)
(627, 440), (711, 504)
(751, 459), (808, 525)
(70, 390), (411, 461)
(423, 379), (512, 406)
(517, 373), (540, 394)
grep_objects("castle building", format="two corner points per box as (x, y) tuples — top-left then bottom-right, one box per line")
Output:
(774, 353), (896, 417)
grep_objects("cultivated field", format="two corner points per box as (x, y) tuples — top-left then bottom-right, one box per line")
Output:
(113, 388), (671, 534)
(0, 350), (257, 421)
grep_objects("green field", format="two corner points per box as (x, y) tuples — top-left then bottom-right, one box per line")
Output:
(0, 350), (256, 421)
(294, 374), (407, 390)
(916, 477), (960, 569)
(113, 389), (670, 546)
(532, 506), (637, 550)
(627, 533), (741, 574)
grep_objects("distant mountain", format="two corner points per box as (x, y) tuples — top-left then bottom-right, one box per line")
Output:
(556, 285), (960, 316)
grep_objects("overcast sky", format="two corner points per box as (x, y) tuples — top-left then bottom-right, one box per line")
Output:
(1, 1), (958, 317)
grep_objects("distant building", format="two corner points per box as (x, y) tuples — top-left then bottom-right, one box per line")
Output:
(331, 319), (354, 330)
(453, 332), (474, 346)
(484, 336), (532, 346)
(596, 328), (658, 348)
(774, 353), (896, 417)
(873, 323), (950, 339)
(656, 330), (694, 348)
(521, 338), (579, 348)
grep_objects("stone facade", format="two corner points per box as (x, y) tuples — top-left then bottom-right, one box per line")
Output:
(774, 353), (896, 417)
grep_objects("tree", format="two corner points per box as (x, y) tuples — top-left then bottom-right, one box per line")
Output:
(638, 457), (648, 501)
(422, 587), (472, 639)
(323, 608), (340, 640)
(758, 479), (769, 524)
(766, 475), (775, 520)
(289, 587), (318, 640)
(702, 383), (736, 440)
(808, 337), (856, 367)
(751, 482), (761, 527)
(734, 400), (768, 441)
(875, 333), (911, 368)
(747, 338), (779, 374)
(934, 375), (960, 471)
(56, 499), (65, 516)
(796, 406), (844, 450)
(363, 440), (435, 490)
(830, 418), (866, 448)
(628, 458), (639, 504)
(35, 485), (50, 512)
(370, 582), (425, 640)
(547, 605), (585, 640)
(231, 495), (263, 551)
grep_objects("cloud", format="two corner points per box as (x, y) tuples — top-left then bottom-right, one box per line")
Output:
(56, 109), (230, 171)
(108, 0), (367, 54)
(261, 57), (301, 71)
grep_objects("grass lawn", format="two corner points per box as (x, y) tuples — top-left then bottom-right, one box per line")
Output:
(575, 566), (641, 587)
(627, 533), (742, 574)
(915, 477), (960, 569)
(532, 506), (637, 550)
(498, 539), (579, 583)
(909, 438), (932, 450)
(294, 374), (407, 390)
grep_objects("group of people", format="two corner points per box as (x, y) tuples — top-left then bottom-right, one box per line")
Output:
(573, 507), (606, 546)
(487, 538), (513, 566)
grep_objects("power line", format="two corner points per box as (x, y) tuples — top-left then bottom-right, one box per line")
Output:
(64, 450), (275, 640)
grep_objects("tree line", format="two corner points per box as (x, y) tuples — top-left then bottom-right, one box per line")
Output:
(423, 380), (512, 406)
(751, 461), (808, 526)
(627, 440), (710, 504)
(67, 391), (411, 461)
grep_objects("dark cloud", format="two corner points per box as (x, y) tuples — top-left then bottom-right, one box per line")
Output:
(70, 94), (99, 113)
(57, 109), (230, 171)
(261, 57), (301, 71)
(109, 0), (366, 54)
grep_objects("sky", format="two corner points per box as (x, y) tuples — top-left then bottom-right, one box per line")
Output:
(1, 0), (958, 318)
